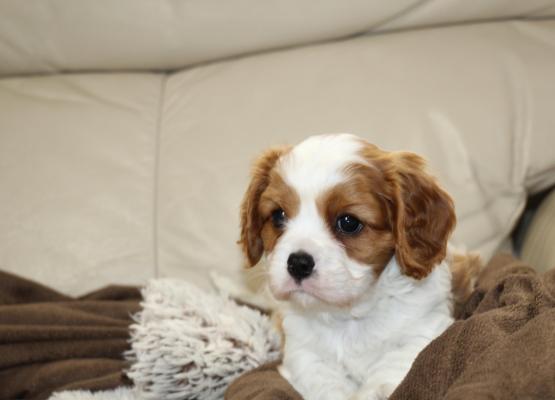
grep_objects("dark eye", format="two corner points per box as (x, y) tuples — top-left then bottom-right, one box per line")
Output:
(271, 208), (287, 229)
(336, 214), (363, 235)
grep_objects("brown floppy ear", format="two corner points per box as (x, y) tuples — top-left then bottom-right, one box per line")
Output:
(390, 152), (456, 279)
(239, 146), (289, 267)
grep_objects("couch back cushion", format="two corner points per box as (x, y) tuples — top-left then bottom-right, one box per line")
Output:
(1, 20), (555, 294)
(1, 0), (554, 76)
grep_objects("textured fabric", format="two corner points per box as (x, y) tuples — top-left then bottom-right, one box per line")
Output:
(391, 253), (555, 399)
(225, 253), (555, 400)
(126, 278), (280, 400)
(522, 189), (555, 272)
(225, 361), (302, 400)
(1, 0), (554, 76)
(0, 270), (140, 400)
(49, 388), (136, 400)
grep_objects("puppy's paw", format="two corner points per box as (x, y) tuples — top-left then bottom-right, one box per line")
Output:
(350, 382), (397, 400)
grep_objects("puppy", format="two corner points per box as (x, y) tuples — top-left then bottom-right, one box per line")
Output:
(239, 134), (479, 400)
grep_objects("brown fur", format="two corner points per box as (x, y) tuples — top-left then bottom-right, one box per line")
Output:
(450, 251), (481, 310)
(358, 143), (456, 279)
(317, 167), (395, 277)
(392, 153), (456, 279)
(239, 146), (293, 266)
(259, 171), (300, 254)
(240, 139), (456, 281)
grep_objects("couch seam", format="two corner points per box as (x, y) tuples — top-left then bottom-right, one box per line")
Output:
(153, 75), (168, 278)
(367, 0), (433, 31)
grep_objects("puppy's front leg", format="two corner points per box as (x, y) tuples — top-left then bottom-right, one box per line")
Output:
(349, 347), (418, 400)
(350, 381), (398, 400)
(350, 369), (405, 400)
(279, 356), (357, 400)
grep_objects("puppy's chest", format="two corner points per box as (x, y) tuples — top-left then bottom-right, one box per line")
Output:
(286, 315), (399, 382)
(325, 322), (398, 380)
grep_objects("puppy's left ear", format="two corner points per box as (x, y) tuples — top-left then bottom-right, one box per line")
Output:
(239, 146), (289, 267)
(391, 152), (456, 279)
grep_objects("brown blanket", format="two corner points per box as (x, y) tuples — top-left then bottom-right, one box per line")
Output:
(225, 253), (555, 400)
(0, 271), (140, 400)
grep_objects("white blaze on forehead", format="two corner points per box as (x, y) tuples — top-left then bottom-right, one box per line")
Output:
(278, 134), (366, 197)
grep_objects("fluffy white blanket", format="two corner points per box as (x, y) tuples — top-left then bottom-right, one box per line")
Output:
(50, 278), (280, 400)
(49, 388), (136, 400)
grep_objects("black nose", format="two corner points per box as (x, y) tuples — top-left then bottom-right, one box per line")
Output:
(287, 251), (315, 282)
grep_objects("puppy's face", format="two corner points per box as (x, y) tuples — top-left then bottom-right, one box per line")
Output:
(240, 134), (455, 308)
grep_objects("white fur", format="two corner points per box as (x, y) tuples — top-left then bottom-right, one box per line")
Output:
(279, 134), (366, 198)
(262, 134), (454, 400)
(279, 257), (453, 400)
(269, 134), (373, 307)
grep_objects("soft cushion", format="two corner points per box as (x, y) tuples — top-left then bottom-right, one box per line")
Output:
(0, 74), (162, 292)
(1, 21), (555, 293)
(0, 1), (554, 76)
(157, 20), (555, 283)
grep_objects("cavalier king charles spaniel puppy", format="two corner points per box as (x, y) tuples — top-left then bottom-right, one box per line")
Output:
(239, 133), (479, 400)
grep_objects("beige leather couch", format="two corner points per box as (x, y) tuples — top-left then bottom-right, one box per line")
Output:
(1, 1), (555, 295)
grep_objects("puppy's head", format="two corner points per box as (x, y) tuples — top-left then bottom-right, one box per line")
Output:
(240, 134), (455, 308)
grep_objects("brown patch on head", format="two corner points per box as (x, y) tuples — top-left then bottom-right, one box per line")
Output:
(317, 164), (395, 276)
(357, 142), (456, 279)
(388, 152), (456, 279)
(239, 145), (298, 267)
(316, 140), (455, 279)
(258, 171), (300, 254)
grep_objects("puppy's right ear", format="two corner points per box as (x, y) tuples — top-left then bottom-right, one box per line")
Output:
(239, 146), (289, 267)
